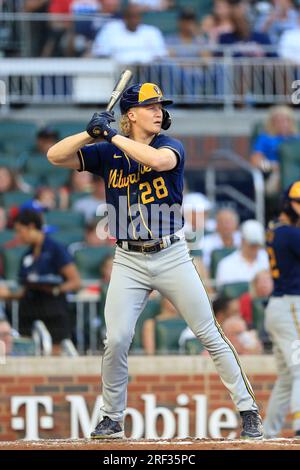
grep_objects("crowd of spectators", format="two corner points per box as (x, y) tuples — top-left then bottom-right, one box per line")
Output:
(1, 0), (300, 60)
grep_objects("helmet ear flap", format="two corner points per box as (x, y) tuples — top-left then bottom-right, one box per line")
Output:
(161, 108), (171, 130)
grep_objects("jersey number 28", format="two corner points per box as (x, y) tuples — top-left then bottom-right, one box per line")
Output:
(139, 177), (169, 204)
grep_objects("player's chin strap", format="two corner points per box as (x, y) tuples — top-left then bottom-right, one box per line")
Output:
(161, 109), (171, 130)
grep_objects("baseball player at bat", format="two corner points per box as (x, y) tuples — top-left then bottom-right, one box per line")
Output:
(47, 82), (263, 439)
(264, 181), (300, 439)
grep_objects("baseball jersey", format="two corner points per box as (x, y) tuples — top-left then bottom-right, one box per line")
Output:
(78, 134), (185, 240)
(266, 220), (300, 296)
(19, 235), (73, 286)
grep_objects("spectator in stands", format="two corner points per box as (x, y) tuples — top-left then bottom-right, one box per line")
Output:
(100, 0), (121, 14)
(72, 175), (106, 222)
(0, 210), (81, 352)
(256, 0), (299, 44)
(68, 170), (93, 193)
(200, 0), (234, 44)
(23, 1), (50, 57)
(21, 186), (56, 213)
(41, 0), (71, 56)
(0, 207), (7, 231)
(90, 4), (168, 63)
(129, 0), (173, 10)
(0, 318), (13, 356)
(166, 9), (204, 57)
(34, 127), (60, 155)
(201, 207), (241, 270)
(216, 219), (269, 287)
(278, 16), (300, 63)
(239, 269), (273, 326)
(142, 297), (182, 355)
(250, 105), (300, 204)
(183, 192), (214, 249)
(0, 167), (19, 194)
(69, 218), (114, 255)
(218, 0), (272, 56)
(222, 315), (263, 354)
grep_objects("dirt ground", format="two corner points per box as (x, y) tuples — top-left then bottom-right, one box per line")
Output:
(1, 438), (300, 450)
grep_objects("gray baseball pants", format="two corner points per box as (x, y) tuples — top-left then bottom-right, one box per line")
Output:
(100, 239), (258, 422)
(264, 296), (300, 437)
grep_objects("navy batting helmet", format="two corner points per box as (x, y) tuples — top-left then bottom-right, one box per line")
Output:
(120, 83), (173, 114)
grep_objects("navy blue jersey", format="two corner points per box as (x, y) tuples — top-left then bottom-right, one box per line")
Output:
(19, 235), (73, 285)
(78, 134), (185, 240)
(266, 220), (300, 296)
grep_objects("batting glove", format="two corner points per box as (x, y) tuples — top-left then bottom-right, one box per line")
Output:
(86, 111), (117, 142)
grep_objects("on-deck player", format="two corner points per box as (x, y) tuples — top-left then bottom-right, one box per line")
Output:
(47, 82), (263, 439)
(264, 181), (300, 438)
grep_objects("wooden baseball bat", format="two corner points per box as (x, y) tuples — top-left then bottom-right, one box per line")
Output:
(106, 69), (133, 112)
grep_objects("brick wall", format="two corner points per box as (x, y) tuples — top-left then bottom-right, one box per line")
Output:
(0, 357), (293, 440)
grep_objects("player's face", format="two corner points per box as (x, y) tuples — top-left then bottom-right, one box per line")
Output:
(131, 104), (163, 134)
(14, 222), (37, 244)
(291, 200), (300, 216)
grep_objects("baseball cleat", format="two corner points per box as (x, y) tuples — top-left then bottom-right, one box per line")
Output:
(240, 410), (264, 440)
(90, 416), (124, 439)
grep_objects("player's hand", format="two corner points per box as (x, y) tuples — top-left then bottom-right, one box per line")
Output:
(86, 112), (117, 142)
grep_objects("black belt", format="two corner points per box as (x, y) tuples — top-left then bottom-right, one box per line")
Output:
(116, 235), (180, 254)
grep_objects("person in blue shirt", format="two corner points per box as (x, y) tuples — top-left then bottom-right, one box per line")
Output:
(47, 81), (263, 440)
(251, 105), (300, 221)
(264, 181), (300, 438)
(0, 209), (81, 349)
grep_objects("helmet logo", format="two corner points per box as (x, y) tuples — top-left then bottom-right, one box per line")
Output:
(153, 85), (162, 96)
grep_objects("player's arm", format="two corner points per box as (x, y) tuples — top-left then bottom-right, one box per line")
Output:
(47, 132), (95, 169)
(85, 112), (178, 171)
(112, 135), (177, 171)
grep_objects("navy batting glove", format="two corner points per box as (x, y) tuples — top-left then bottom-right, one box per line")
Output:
(86, 112), (117, 142)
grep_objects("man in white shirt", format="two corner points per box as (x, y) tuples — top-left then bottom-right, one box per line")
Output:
(201, 208), (241, 269)
(91, 4), (168, 63)
(278, 23), (300, 64)
(216, 219), (269, 288)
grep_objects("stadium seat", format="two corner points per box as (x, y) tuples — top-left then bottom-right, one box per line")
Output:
(1, 191), (33, 209)
(278, 140), (300, 189)
(184, 338), (205, 355)
(0, 121), (38, 154)
(155, 318), (187, 354)
(190, 249), (203, 257)
(45, 210), (85, 230)
(0, 229), (15, 245)
(12, 337), (37, 356)
(219, 281), (249, 298)
(210, 247), (236, 279)
(142, 10), (179, 34)
(50, 228), (85, 247)
(2, 246), (27, 280)
(69, 191), (91, 207)
(176, 0), (213, 18)
(74, 246), (115, 279)
(48, 121), (87, 139)
(46, 171), (70, 188)
(0, 155), (19, 169)
(252, 298), (266, 333)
